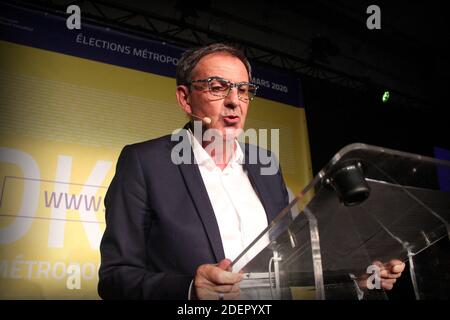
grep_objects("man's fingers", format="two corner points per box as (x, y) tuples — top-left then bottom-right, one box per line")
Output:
(380, 268), (403, 279)
(197, 263), (243, 285)
(212, 267), (243, 284)
(217, 258), (232, 271)
(195, 284), (241, 300)
(383, 278), (397, 285)
(381, 278), (396, 290)
(391, 262), (405, 274)
(195, 260), (244, 299)
(372, 259), (405, 274)
(380, 269), (402, 279)
(215, 284), (241, 294)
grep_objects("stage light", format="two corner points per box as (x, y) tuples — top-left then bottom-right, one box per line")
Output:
(382, 91), (390, 103)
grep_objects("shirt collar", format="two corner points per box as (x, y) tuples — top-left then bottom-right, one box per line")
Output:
(188, 130), (244, 171)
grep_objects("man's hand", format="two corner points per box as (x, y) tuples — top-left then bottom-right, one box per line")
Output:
(357, 259), (406, 291)
(375, 259), (406, 290)
(194, 258), (243, 300)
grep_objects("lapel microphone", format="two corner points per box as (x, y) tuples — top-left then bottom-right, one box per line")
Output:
(190, 113), (212, 124)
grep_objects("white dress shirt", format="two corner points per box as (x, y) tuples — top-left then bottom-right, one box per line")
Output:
(189, 131), (269, 262)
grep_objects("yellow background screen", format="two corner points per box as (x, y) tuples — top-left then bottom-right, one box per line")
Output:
(0, 38), (312, 299)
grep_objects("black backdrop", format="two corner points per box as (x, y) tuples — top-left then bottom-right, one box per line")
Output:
(303, 75), (449, 174)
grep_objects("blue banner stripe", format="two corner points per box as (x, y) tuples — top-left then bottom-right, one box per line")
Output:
(0, 2), (303, 107)
(434, 147), (450, 192)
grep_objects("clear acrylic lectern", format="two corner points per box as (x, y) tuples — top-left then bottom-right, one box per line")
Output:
(232, 144), (450, 300)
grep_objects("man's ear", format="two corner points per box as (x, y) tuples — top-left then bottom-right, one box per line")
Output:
(176, 85), (192, 114)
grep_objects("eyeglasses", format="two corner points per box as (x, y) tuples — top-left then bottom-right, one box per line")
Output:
(188, 77), (258, 102)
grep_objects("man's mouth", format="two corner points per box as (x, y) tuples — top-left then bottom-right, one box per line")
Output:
(223, 115), (240, 124)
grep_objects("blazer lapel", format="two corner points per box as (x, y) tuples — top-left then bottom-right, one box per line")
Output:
(174, 129), (225, 262)
(242, 145), (279, 224)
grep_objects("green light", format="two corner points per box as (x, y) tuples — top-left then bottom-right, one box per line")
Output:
(382, 91), (390, 103)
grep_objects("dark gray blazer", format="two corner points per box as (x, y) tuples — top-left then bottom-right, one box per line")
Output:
(98, 130), (289, 299)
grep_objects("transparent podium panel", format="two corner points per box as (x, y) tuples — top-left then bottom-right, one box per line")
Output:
(232, 143), (450, 300)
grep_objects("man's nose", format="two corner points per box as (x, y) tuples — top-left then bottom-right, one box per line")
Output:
(224, 87), (240, 109)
